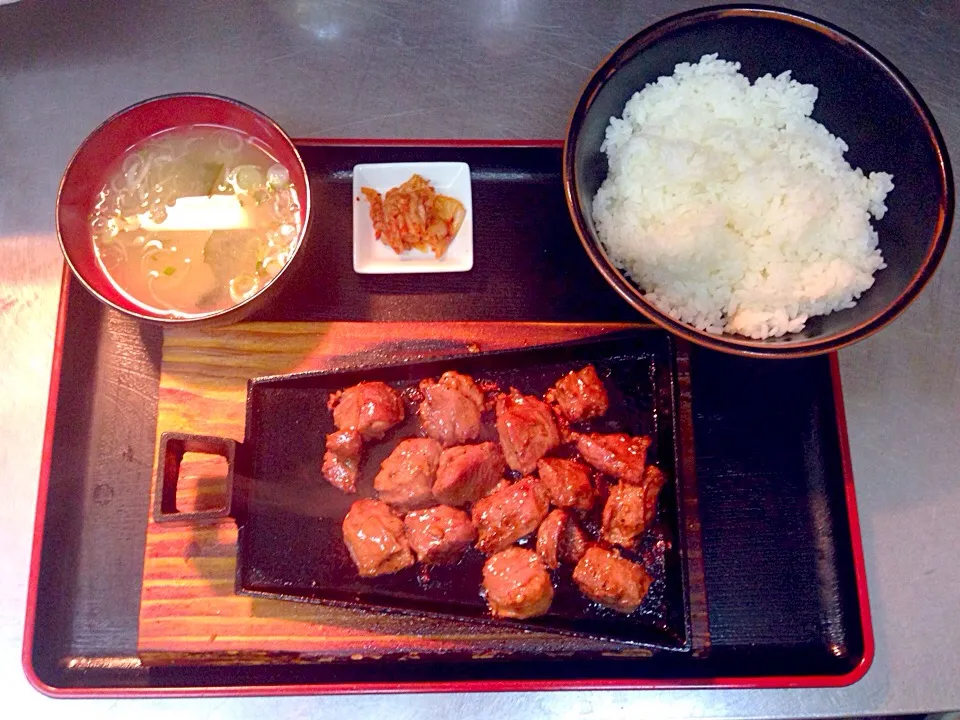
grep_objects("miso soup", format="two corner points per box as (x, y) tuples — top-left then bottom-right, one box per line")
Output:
(89, 126), (302, 317)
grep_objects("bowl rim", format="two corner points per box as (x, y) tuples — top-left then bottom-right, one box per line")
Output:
(55, 91), (312, 325)
(562, 3), (955, 358)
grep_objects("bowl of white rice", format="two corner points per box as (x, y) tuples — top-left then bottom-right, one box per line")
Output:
(564, 5), (953, 357)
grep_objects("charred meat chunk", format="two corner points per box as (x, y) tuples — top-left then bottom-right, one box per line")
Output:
(373, 438), (442, 511)
(601, 465), (666, 548)
(403, 505), (477, 565)
(495, 390), (560, 474)
(419, 371), (485, 447)
(432, 442), (505, 507)
(535, 508), (589, 569)
(572, 546), (651, 614)
(574, 432), (651, 484)
(321, 429), (363, 493)
(472, 476), (550, 555)
(548, 365), (609, 422)
(330, 381), (404, 441)
(482, 546), (554, 619)
(536, 457), (595, 512)
(342, 499), (414, 577)
(487, 478), (512, 496)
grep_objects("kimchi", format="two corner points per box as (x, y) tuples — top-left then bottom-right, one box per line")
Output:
(361, 174), (466, 258)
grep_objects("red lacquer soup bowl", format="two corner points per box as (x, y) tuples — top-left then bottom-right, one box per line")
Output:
(56, 93), (311, 324)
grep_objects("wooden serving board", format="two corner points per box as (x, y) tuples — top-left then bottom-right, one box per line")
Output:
(138, 321), (645, 664)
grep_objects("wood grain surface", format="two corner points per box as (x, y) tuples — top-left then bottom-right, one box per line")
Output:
(138, 321), (639, 664)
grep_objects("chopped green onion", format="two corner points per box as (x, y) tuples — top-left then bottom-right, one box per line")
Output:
(234, 166), (263, 192)
(266, 164), (290, 188)
(163, 266), (176, 276)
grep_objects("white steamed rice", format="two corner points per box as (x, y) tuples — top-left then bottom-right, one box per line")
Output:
(592, 54), (894, 339)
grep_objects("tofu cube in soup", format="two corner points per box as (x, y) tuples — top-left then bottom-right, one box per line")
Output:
(482, 546), (554, 619)
(374, 438), (442, 511)
(572, 545), (651, 614)
(549, 364), (609, 422)
(601, 465), (666, 548)
(574, 432), (650, 484)
(472, 476), (550, 554)
(403, 505), (477, 565)
(418, 371), (484, 447)
(331, 381), (404, 440)
(433, 441), (505, 506)
(342, 499), (414, 577)
(536, 457), (595, 511)
(495, 390), (560, 474)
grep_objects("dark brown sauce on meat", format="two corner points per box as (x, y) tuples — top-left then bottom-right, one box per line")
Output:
(332, 358), (673, 624)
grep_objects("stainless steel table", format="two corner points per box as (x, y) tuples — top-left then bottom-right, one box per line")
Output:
(2, 0), (957, 715)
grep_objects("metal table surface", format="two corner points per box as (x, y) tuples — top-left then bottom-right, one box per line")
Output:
(1, 0), (957, 716)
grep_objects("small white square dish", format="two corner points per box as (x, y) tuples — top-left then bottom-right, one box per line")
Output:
(353, 161), (473, 274)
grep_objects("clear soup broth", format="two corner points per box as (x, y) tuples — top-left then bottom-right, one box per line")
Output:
(89, 125), (302, 317)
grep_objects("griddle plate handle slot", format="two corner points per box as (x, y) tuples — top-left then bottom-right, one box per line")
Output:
(155, 432), (238, 523)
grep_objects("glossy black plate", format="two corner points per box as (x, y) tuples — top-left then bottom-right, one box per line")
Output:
(212, 332), (702, 649)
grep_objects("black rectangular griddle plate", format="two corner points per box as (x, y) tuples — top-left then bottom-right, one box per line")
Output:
(200, 331), (703, 650)
(26, 142), (869, 694)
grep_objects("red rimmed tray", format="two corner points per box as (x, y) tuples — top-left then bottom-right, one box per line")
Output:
(23, 139), (872, 696)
